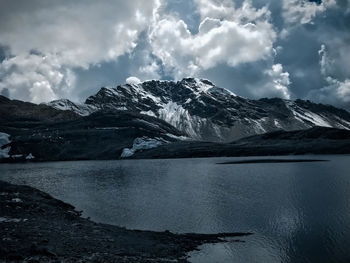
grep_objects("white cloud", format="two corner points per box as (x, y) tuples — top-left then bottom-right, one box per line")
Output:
(0, 0), (160, 102)
(149, 0), (276, 79)
(0, 54), (72, 103)
(248, 63), (292, 99)
(312, 77), (350, 104)
(131, 49), (161, 81)
(282, 0), (336, 24)
(194, 0), (236, 20)
(308, 44), (350, 105)
(265, 64), (291, 99)
(318, 44), (331, 76)
(336, 79), (350, 102)
(126, 76), (142, 85)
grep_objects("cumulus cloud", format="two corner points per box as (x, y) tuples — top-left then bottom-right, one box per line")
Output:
(310, 77), (350, 105)
(194, 0), (236, 19)
(149, 0), (276, 79)
(282, 0), (336, 24)
(126, 76), (142, 85)
(0, 0), (349, 110)
(245, 63), (292, 99)
(308, 44), (350, 106)
(264, 64), (292, 99)
(0, 0), (159, 102)
(0, 53), (76, 103)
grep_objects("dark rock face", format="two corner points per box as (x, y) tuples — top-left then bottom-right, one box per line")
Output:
(49, 78), (350, 142)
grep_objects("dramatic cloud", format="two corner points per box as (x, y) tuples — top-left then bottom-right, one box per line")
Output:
(149, 0), (276, 79)
(282, 0), (336, 24)
(0, 0), (160, 102)
(0, 0), (349, 109)
(263, 64), (292, 99)
(308, 44), (350, 105)
(0, 53), (76, 103)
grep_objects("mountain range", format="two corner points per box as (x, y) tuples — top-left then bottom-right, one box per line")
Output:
(1, 77), (350, 161)
(48, 78), (350, 142)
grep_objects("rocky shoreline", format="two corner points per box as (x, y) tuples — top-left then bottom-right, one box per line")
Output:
(0, 180), (252, 262)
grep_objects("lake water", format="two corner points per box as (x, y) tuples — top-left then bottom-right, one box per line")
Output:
(1, 155), (350, 262)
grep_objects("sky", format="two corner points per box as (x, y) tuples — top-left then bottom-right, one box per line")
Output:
(0, 0), (349, 110)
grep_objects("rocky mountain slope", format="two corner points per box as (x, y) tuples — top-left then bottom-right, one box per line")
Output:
(0, 96), (187, 161)
(48, 78), (350, 142)
(1, 94), (350, 161)
(0, 95), (78, 123)
(129, 127), (350, 159)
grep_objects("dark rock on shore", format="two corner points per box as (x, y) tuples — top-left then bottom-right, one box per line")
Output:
(0, 180), (251, 262)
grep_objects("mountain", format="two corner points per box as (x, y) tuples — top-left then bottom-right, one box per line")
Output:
(46, 99), (96, 116)
(128, 126), (350, 159)
(2, 94), (350, 162)
(0, 95), (78, 123)
(0, 96), (187, 161)
(48, 78), (350, 142)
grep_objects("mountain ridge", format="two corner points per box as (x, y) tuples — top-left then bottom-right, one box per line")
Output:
(2, 94), (350, 161)
(47, 78), (350, 142)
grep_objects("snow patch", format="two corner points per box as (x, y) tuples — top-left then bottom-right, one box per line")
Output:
(303, 111), (332, 127)
(121, 137), (168, 158)
(165, 133), (189, 141)
(137, 119), (161, 129)
(140, 110), (157, 117)
(274, 119), (282, 128)
(47, 99), (96, 116)
(208, 86), (236, 96)
(11, 154), (23, 158)
(0, 132), (11, 159)
(286, 102), (332, 127)
(26, 153), (35, 160)
(195, 78), (215, 93)
(158, 101), (186, 127)
(11, 198), (22, 203)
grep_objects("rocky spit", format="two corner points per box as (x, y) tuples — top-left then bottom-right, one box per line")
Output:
(0, 180), (251, 262)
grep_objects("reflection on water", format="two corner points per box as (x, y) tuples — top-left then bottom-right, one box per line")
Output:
(1, 155), (350, 263)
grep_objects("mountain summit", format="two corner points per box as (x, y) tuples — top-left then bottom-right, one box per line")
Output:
(48, 78), (350, 142)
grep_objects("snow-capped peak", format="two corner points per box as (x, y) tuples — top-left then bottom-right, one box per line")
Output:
(46, 78), (350, 142)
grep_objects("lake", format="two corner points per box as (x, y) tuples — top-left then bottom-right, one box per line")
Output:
(1, 155), (350, 262)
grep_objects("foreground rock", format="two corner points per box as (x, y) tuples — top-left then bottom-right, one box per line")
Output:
(0, 180), (251, 262)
